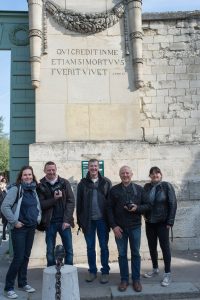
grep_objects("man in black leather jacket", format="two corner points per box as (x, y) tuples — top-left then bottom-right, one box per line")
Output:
(77, 159), (111, 284)
(107, 165), (150, 293)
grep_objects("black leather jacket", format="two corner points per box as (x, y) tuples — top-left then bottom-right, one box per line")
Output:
(144, 181), (177, 226)
(37, 176), (75, 230)
(107, 182), (151, 229)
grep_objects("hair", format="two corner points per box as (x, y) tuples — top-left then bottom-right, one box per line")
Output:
(119, 165), (132, 175)
(88, 159), (99, 165)
(44, 161), (56, 169)
(149, 166), (162, 176)
(16, 166), (37, 185)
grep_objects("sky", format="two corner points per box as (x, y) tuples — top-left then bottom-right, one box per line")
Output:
(0, 0), (200, 134)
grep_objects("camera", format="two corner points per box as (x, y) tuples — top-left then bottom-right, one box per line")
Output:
(124, 200), (135, 210)
(51, 183), (63, 195)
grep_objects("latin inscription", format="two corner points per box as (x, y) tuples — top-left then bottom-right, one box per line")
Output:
(51, 48), (126, 76)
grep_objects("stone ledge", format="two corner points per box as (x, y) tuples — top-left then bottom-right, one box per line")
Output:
(111, 282), (200, 300)
(142, 11), (200, 21)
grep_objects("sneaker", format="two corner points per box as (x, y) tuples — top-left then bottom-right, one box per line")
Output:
(161, 272), (171, 287)
(5, 290), (18, 299)
(85, 273), (97, 282)
(144, 268), (159, 278)
(21, 285), (36, 293)
(100, 274), (109, 284)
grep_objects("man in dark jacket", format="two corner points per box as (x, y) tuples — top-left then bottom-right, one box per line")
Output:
(37, 161), (75, 266)
(77, 159), (111, 284)
(107, 166), (150, 293)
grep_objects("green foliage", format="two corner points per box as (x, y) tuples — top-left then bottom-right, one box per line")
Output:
(0, 116), (9, 172)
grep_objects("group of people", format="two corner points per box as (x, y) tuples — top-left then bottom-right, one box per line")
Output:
(1, 159), (177, 299)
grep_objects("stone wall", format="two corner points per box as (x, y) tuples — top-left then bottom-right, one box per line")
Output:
(29, 10), (200, 265)
(141, 11), (200, 143)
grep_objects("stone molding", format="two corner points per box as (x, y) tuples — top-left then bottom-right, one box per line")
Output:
(30, 56), (41, 63)
(28, 0), (42, 6)
(29, 29), (42, 38)
(9, 24), (29, 46)
(142, 10), (200, 21)
(133, 58), (143, 64)
(27, 0), (43, 88)
(45, 0), (125, 34)
(130, 31), (143, 40)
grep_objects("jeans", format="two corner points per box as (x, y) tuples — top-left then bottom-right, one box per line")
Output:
(5, 226), (36, 291)
(115, 226), (141, 283)
(145, 222), (171, 273)
(84, 219), (110, 274)
(45, 222), (73, 266)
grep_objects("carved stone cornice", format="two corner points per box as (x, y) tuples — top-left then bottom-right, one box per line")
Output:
(133, 58), (143, 65)
(133, 0), (142, 9)
(29, 29), (42, 38)
(27, 0), (42, 6)
(30, 56), (41, 63)
(45, 0), (125, 34)
(9, 24), (29, 46)
(130, 31), (143, 40)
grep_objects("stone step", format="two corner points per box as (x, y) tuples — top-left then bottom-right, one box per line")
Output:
(110, 282), (200, 300)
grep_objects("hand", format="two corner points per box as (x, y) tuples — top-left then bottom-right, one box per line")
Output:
(124, 204), (137, 212)
(113, 226), (123, 239)
(62, 222), (70, 230)
(54, 190), (62, 199)
(15, 222), (24, 228)
(166, 224), (171, 229)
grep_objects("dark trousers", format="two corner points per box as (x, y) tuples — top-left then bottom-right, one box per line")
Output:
(115, 226), (141, 283)
(145, 222), (171, 273)
(84, 219), (110, 275)
(45, 222), (73, 267)
(5, 226), (36, 291)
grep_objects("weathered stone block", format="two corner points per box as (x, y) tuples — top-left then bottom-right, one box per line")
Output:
(176, 80), (190, 89)
(156, 103), (168, 112)
(160, 119), (174, 127)
(169, 42), (186, 51)
(175, 65), (187, 74)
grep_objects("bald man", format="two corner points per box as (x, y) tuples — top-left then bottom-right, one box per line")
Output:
(107, 166), (150, 293)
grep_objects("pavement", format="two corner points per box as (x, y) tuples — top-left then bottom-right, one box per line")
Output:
(0, 233), (200, 300)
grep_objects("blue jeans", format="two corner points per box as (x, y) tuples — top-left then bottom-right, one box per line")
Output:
(84, 219), (110, 274)
(45, 222), (73, 266)
(5, 226), (36, 291)
(115, 226), (141, 283)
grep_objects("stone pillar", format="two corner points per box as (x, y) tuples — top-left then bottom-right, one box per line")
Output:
(27, 0), (43, 88)
(42, 265), (80, 300)
(127, 0), (144, 88)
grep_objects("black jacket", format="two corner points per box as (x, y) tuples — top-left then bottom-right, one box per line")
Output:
(37, 176), (75, 230)
(144, 181), (177, 226)
(107, 182), (150, 229)
(76, 172), (111, 233)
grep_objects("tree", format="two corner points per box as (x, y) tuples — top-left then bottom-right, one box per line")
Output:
(0, 116), (9, 173)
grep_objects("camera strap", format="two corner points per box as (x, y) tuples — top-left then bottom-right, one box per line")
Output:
(131, 183), (137, 197)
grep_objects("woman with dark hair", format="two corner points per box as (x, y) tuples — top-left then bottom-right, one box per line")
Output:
(143, 167), (177, 287)
(1, 166), (41, 299)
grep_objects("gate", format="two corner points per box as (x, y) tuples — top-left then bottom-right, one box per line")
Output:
(0, 11), (35, 182)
